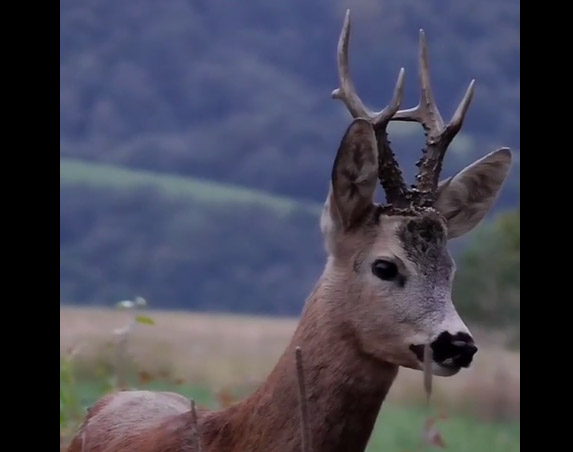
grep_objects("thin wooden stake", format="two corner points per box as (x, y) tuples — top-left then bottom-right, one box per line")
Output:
(190, 399), (203, 452)
(423, 343), (433, 404)
(295, 346), (312, 452)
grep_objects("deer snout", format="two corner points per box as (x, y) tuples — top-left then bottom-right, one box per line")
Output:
(430, 331), (477, 368)
(410, 331), (478, 372)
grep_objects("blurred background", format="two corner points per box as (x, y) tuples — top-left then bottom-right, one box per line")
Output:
(60, 0), (520, 450)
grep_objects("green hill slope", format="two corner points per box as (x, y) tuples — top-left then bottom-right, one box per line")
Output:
(60, 158), (321, 217)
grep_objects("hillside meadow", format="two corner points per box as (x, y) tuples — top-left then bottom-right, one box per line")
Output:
(60, 306), (520, 451)
(60, 158), (321, 217)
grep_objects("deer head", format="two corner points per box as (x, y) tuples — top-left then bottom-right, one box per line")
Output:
(321, 11), (512, 377)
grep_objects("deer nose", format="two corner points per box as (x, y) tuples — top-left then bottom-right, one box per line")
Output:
(430, 331), (477, 368)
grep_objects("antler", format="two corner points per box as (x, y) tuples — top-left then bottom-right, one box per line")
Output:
(332, 11), (476, 209)
(332, 9), (410, 206)
(392, 30), (475, 206)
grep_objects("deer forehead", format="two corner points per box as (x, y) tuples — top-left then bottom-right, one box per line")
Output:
(371, 213), (452, 276)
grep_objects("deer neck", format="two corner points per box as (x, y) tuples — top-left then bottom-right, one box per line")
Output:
(199, 272), (399, 452)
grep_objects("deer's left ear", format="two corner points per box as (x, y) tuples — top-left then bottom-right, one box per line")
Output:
(434, 148), (512, 239)
(327, 118), (379, 231)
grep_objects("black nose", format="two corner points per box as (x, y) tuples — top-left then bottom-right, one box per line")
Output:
(431, 332), (477, 368)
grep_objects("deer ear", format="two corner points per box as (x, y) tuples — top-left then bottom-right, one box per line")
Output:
(434, 148), (512, 239)
(324, 118), (378, 232)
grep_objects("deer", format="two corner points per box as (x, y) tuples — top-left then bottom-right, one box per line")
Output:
(67, 10), (512, 452)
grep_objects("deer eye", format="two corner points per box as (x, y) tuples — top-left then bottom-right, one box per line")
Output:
(372, 259), (399, 281)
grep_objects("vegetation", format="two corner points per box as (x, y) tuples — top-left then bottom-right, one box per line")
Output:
(60, 0), (520, 206)
(61, 376), (520, 452)
(454, 209), (520, 347)
(60, 180), (323, 315)
(60, 306), (520, 452)
(61, 158), (321, 217)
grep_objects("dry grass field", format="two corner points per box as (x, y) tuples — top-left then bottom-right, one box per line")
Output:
(60, 306), (520, 420)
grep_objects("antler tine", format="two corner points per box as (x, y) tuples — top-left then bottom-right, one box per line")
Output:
(374, 67), (406, 125)
(392, 30), (444, 137)
(331, 10), (372, 119)
(332, 10), (409, 205)
(392, 29), (476, 204)
(332, 10), (407, 127)
(449, 79), (475, 135)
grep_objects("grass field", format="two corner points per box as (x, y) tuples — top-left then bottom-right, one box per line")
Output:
(60, 158), (321, 216)
(60, 306), (520, 451)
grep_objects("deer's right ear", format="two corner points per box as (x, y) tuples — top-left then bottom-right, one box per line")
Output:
(434, 148), (512, 239)
(322, 119), (378, 234)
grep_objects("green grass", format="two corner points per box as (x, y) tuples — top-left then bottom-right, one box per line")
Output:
(60, 158), (321, 216)
(61, 377), (519, 452)
(368, 404), (519, 452)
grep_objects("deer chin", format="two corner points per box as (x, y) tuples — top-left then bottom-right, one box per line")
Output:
(399, 359), (462, 377)
(430, 362), (462, 377)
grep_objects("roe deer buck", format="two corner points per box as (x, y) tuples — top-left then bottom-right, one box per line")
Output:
(67, 10), (512, 452)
